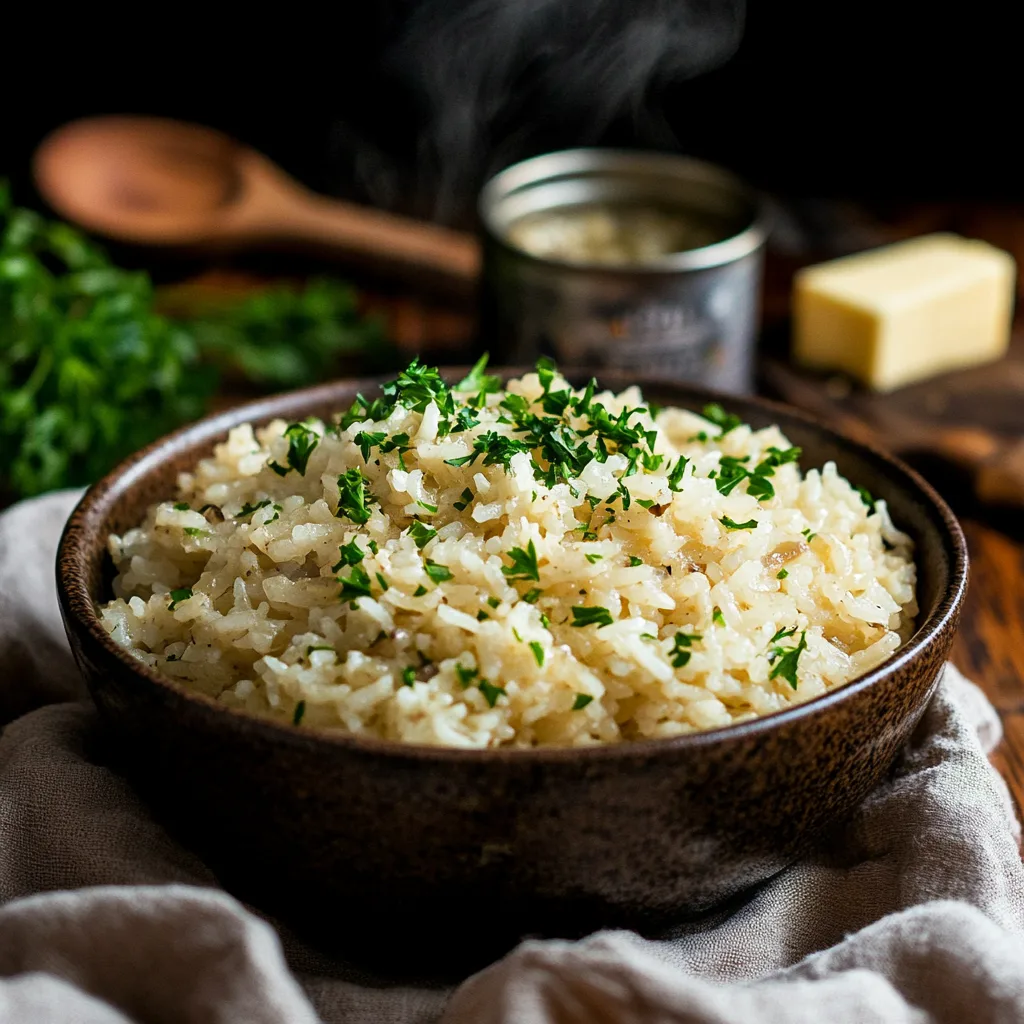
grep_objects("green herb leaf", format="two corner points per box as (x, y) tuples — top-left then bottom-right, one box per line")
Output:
(777, 568), (789, 580)
(768, 629), (808, 689)
(770, 625), (798, 644)
(856, 485), (876, 509)
(237, 499), (271, 518)
(572, 693), (593, 710)
(415, 499), (438, 513)
(502, 540), (540, 582)
(713, 606), (725, 626)
(167, 587), (193, 611)
(375, 572), (389, 591)
(528, 640), (545, 666)
(331, 539), (365, 571)
(454, 353), (501, 396)
(402, 666), (416, 687)
(408, 521), (437, 549)
(336, 468), (374, 524)
(701, 403), (743, 436)
(453, 487), (474, 512)
(269, 422), (319, 476)
(306, 645), (334, 657)
(571, 605), (614, 628)
(520, 588), (542, 604)
(338, 565), (373, 605)
(414, 585), (428, 597)
(585, 552), (603, 564)
(720, 515), (758, 531)
(478, 680), (507, 707)
(669, 631), (702, 668)
(353, 430), (386, 463)
(424, 560), (453, 583)
(802, 527), (817, 542)
(628, 556), (644, 566)
(292, 700), (306, 726)
(173, 502), (190, 511)
(456, 664), (478, 687)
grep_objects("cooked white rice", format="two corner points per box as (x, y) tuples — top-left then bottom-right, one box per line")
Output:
(100, 360), (916, 748)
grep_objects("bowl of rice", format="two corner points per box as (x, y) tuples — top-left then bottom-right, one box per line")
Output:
(57, 358), (966, 949)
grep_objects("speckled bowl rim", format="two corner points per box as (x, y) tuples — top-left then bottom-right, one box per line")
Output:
(57, 372), (968, 763)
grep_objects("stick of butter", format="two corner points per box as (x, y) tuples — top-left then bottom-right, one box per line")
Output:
(793, 233), (1016, 391)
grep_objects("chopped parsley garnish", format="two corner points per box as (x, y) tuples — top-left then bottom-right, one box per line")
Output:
(237, 499), (271, 518)
(455, 664), (478, 687)
(336, 468), (374, 524)
(375, 572), (389, 591)
(453, 488), (474, 512)
(167, 587), (193, 611)
(353, 429), (386, 462)
(338, 565), (373, 606)
(512, 627), (523, 642)
(402, 666), (416, 687)
(669, 631), (702, 668)
(306, 645), (334, 657)
(628, 556), (644, 567)
(768, 629), (808, 689)
(424, 560), (453, 584)
(478, 680), (507, 707)
(635, 499), (655, 510)
(712, 607), (725, 626)
(777, 568), (789, 580)
(856, 485), (876, 509)
(292, 701), (306, 726)
(173, 502), (190, 511)
(572, 693), (594, 710)
(331, 539), (365, 571)
(476, 610), (489, 620)
(585, 553), (603, 564)
(640, 633), (657, 641)
(539, 613), (550, 629)
(770, 625), (798, 644)
(720, 516), (758, 531)
(802, 527), (817, 542)
(521, 588), (543, 604)
(414, 585), (428, 597)
(454, 353), (501, 397)
(415, 499), (438, 513)
(408, 521), (437, 549)
(502, 540), (540, 582)
(268, 422), (319, 476)
(183, 527), (210, 537)
(571, 605), (614, 628)
(701, 403), (743, 436)
(487, 597), (501, 609)
(528, 641), (545, 667)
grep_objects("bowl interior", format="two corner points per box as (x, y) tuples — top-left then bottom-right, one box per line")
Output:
(59, 370), (967, 755)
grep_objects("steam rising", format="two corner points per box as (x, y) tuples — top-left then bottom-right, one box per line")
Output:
(335, 0), (745, 223)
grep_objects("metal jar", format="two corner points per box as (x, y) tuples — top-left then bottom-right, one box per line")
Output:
(478, 149), (767, 393)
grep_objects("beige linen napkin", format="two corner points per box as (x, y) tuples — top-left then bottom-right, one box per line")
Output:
(1, 491), (1022, 1023)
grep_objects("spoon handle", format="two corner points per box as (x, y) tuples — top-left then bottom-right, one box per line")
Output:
(255, 191), (481, 294)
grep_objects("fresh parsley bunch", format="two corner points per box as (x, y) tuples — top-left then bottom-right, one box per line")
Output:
(0, 183), (215, 496)
(0, 186), (394, 498)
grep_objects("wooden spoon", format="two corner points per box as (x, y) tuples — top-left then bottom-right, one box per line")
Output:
(33, 116), (480, 294)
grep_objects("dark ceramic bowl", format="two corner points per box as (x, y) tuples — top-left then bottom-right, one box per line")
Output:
(57, 373), (967, 957)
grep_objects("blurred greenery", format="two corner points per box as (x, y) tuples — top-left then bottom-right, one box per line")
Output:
(0, 183), (393, 498)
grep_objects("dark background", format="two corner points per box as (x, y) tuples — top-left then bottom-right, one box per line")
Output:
(3, 2), (1020, 223)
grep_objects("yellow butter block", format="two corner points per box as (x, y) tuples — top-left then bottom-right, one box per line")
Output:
(793, 233), (1016, 391)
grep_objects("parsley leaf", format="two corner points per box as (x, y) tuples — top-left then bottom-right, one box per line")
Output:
(269, 422), (319, 476)
(502, 540), (540, 582)
(292, 700), (306, 726)
(585, 553), (603, 563)
(424, 560), (454, 583)
(338, 565), (373, 605)
(720, 515), (758, 531)
(455, 664), (478, 687)
(713, 606), (725, 626)
(770, 625), (798, 644)
(768, 629), (808, 689)
(669, 631), (702, 668)
(353, 430), (386, 463)
(414, 585), (428, 597)
(572, 693), (593, 710)
(173, 502), (190, 511)
(521, 588), (543, 604)
(453, 487), (474, 512)
(402, 666), (416, 687)
(701, 403), (743, 436)
(331, 539), (365, 571)
(628, 556), (644, 567)
(478, 680), (507, 707)
(856, 485), (876, 509)
(167, 587), (193, 611)
(237, 499), (271, 518)
(571, 605), (614, 628)
(454, 353), (501, 396)
(336, 468), (374, 524)
(528, 641), (545, 667)
(408, 521), (437, 549)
